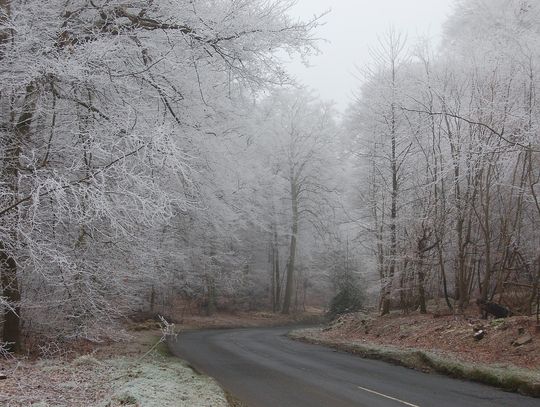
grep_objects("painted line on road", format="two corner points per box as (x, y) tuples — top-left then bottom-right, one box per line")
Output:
(357, 386), (420, 407)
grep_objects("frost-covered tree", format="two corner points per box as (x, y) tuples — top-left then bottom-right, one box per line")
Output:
(0, 0), (320, 351)
(347, 0), (540, 315)
(254, 89), (340, 314)
(348, 29), (416, 315)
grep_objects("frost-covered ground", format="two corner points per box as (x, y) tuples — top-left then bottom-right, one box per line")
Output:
(107, 356), (228, 407)
(1, 311), (326, 406)
(0, 331), (228, 407)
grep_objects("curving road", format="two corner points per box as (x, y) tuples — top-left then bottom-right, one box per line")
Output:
(169, 327), (538, 407)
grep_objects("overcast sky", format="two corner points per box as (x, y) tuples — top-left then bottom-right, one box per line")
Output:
(285, 0), (457, 112)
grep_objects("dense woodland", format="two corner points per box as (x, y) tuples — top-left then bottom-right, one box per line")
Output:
(1, 0), (539, 353)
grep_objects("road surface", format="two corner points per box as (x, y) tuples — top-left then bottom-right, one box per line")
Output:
(169, 327), (539, 407)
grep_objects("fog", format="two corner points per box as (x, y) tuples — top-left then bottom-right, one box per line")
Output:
(287, 0), (456, 111)
(2, 0), (539, 362)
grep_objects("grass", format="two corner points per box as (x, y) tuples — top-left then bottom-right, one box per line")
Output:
(225, 391), (248, 407)
(288, 328), (540, 398)
(153, 336), (172, 357)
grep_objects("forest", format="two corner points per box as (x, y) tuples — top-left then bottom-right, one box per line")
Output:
(1, 0), (539, 355)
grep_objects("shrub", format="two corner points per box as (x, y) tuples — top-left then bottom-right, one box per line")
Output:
(329, 284), (364, 318)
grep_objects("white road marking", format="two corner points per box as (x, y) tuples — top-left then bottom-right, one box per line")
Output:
(357, 386), (421, 407)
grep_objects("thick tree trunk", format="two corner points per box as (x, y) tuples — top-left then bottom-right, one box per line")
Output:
(1, 83), (38, 351)
(282, 240), (297, 314)
(0, 0), (21, 352)
(281, 235), (296, 314)
(1, 241), (20, 352)
(282, 179), (298, 315)
(436, 242), (453, 310)
(380, 294), (390, 316)
(271, 226), (281, 313)
(0, 1), (10, 49)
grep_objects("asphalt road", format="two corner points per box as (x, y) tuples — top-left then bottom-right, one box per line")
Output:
(169, 327), (539, 407)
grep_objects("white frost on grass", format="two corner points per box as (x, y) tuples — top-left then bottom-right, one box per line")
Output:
(105, 356), (228, 407)
(1, 349), (228, 406)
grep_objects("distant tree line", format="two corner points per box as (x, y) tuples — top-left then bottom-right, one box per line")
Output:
(346, 0), (540, 316)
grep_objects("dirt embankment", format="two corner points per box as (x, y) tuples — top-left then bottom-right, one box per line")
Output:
(290, 311), (540, 397)
(319, 312), (539, 368)
(167, 309), (326, 331)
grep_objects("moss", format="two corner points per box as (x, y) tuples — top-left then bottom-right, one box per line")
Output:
(489, 318), (508, 331)
(469, 368), (503, 387)
(154, 338), (171, 357)
(114, 393), (138, 405)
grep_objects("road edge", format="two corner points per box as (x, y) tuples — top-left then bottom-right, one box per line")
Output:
(288, 328), (540, 398)
(166, 337), (248, 407)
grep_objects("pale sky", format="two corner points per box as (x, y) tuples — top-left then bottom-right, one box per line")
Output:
(286, 0), (457, 112)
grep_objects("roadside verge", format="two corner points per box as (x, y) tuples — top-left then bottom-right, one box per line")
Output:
(105, 334), (229, 407)
(288, 327), (540, 398)
(0, 329), (229, 407)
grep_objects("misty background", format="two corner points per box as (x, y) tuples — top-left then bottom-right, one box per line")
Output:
(1, 0), (538, 355)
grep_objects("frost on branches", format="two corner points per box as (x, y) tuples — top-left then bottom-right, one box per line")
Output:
(346, 0), (540, 315)
(0, 0), (320, 351)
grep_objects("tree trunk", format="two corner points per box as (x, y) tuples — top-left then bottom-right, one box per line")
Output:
(436, 241), (453, 310)
(0, 242), (20, 352)
(0, 0), (21, 352)
(271, 243), (276, 312)
(282, 178), (298, 315)
(271, 226), (281, 313)
(380, 294), (390, 316)
(0, 0), (10, 51)
(382, 54), (399, 316)
(529, 257), (540, 316)
(274, 250), (281, 311)
(416, 233), (429, 314)
(150, 285), (156, 313)
(418, 269), (427, 314)
(479, 165), (494, 303)
(205, 277), (216, 316)
(1, 82), (37, 352)
(382, 106), (398, 315)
